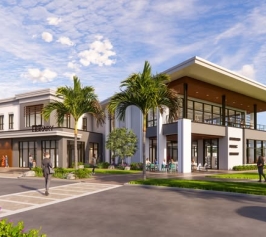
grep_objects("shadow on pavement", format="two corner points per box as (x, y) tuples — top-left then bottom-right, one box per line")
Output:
(236, 206), (266, 222)
(20, 185), (45, 195)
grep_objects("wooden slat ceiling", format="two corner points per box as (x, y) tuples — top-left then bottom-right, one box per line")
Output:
(168, 77), (266, 113)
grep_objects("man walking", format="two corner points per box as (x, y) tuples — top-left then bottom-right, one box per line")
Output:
(42, 152), (52, 196)
(257, 156), (266, 182)
(92, 154), (97, 175)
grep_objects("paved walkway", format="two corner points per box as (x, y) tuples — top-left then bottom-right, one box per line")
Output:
(0, 182), (121, 218)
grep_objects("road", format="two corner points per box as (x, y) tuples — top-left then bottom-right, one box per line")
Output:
(0, 177), (265, 237)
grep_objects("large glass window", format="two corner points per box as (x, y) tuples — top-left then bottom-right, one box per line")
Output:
(9, 114), (14, 129)
(246, 140), (255, 164)
(19, 141), (37, 168)
(82, 117), (87, 131)
(149, 139), (157, 163)
(203, 139), (219, 169)
(0, 115), (4, 130)
(147, 109), (157, 127)
(24, 104), (43, 127)
(204, 104), (212, 124)
(89, 143), (99, 163)
(194, 102), (203, 122)
(42, 140), (59, 168)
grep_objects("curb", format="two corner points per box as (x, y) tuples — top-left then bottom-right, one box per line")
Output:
(124, 183), (266, 200)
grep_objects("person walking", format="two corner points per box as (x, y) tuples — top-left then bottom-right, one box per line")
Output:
(257, 156), (266, 182)
(42, 152), (53, 196)
(92, 154), (97, 175)
(5, 155), (9, 168)
(29, 154), (33, 170)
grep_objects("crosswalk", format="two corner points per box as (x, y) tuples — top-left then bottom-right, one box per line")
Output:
(0, 182), (121, 218)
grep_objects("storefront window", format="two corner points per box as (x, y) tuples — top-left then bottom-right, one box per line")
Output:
(42, 140), (59, 168)
(19, 141), (37, 168)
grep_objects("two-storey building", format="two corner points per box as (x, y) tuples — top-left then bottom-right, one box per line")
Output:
(102, 56), (266, 173)
(0, 89), (102, 168)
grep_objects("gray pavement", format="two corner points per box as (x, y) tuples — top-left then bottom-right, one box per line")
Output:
(2, 184), (266, 237)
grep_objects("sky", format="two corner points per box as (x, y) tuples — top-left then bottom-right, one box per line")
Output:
(1, 0), (266, 122)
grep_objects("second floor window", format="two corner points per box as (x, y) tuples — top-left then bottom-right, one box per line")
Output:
(9, 114), (14, 129)
(24, 104), (43, 127)
(82, 117), (87, 131)
(0, 115), (4, 130)
(64, 114), (71, 128)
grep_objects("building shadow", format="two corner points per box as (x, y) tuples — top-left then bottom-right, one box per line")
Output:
(236, 206), (266, 222)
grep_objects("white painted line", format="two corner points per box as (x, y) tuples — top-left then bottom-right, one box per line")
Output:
(0, 183), (122, 218)
(16, 194), (57, 201)
(0, 199), (36, 205)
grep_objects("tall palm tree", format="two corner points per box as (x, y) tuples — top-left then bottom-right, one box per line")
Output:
(108, 61), (180, 180)
(42, 76), (105, 170)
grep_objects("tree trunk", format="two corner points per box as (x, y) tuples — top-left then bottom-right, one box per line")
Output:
(74, 121), (78, 170)
(143, 114), (147, 180)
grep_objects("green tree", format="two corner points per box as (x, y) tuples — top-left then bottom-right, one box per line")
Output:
(42, 76), (104, 170)
(108, 61), (180, 180)
(106, 127), (138, 165)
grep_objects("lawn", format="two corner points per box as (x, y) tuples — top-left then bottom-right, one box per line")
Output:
(207, 172), (259, 180)
(129, 178), (266, 196)
(93, 169), (141, 174)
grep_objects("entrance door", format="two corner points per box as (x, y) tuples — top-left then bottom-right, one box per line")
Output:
(67, 141), (85, 168)
(203, 139), (219, 169)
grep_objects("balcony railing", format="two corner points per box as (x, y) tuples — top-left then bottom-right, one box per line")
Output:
(161, 116), (266, 131)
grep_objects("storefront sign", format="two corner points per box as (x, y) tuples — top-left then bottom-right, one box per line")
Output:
(32, 125), (54, 132)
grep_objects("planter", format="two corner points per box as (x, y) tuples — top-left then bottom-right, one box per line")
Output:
(78, 165), (84, 169)
(125, 166), (131, 170)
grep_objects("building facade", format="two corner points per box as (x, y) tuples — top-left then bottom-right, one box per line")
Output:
(1, 57), (266, 172)
(102, 57), (266, 172)
(0, 89), (102, 168)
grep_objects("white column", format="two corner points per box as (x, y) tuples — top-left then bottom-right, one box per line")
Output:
(157, 108), (167, 170)
(104, 109), (110, 163)
(125, 107), (131, 164)
(178, 119), (191, 173)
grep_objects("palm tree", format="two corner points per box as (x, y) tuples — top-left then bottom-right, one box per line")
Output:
(108, 61), (180, 180)
(42, 76), (105, 170)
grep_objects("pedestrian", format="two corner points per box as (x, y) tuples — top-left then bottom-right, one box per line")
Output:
(257, 155), (266, 182)
(92, 154), (97, 175)
(29, 154), (33, 170)
(5, 155), (9, 168)
(42, 152), (53, 196)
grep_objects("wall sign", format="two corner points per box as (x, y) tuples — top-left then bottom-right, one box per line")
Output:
(32, 125), (54, 132)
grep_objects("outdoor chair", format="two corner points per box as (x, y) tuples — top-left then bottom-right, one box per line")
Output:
(161, 164), (167, 172)
(199, 163), (208, 171)
(169, 163), (176, 172)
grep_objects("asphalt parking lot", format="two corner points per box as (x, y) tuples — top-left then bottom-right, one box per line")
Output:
(1, 177), (266, 237)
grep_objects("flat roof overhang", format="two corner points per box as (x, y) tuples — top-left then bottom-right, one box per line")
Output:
(164, 57), (266, 113)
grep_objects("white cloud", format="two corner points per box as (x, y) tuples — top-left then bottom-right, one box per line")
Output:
(27, 68), (57, 82)
(78, 36), (116, 66)
(236, 64), (256, 79)
(42, 32), (53, 42)
(67, 61), (80, 70)
(63, 72), (76, 80)
(47, 17), (62, 25)
(57, 36), (74, 46)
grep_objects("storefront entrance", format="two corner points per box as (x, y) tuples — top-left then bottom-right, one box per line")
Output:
(203, 139), (219, 169)
(67, 141), (85, 168)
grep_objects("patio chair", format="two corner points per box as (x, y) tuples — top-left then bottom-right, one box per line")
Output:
(199, 163), (208, 171)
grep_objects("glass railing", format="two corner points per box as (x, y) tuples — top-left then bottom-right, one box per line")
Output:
(163, 115), (266, 131)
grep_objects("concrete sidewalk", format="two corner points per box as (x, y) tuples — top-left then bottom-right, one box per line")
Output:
(0, 167), (260, 184)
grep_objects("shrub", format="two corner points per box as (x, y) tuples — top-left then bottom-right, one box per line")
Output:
(232, 165), (265, 171)
(0, 219), (46, 237)
(73, 168), (91, 179)
(130, 162), (143, 170)
(32, 167), (43, 177)
(97, 162), (110, 169)
(53, 168), (74, 179)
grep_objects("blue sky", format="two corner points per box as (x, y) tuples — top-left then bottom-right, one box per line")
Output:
(1, 1), (266, 119)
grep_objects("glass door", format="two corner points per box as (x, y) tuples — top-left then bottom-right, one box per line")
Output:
(203, 139), (219, 169)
